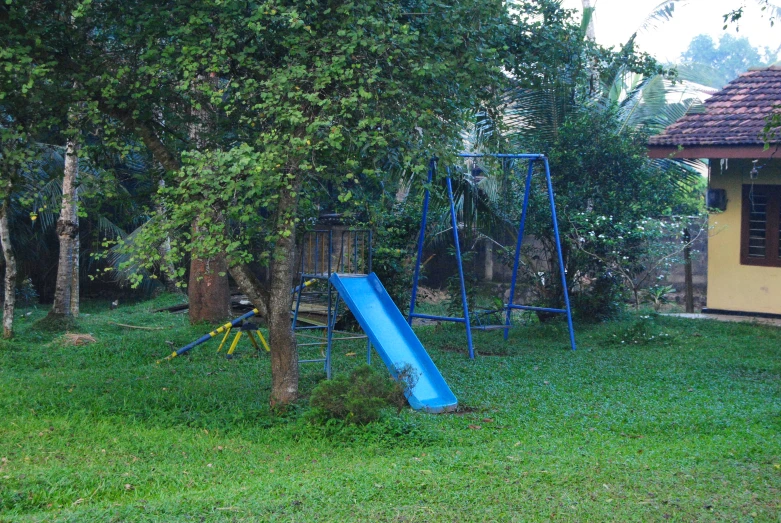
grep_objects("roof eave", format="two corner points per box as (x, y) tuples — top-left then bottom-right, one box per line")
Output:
(647, 144), (781, 159)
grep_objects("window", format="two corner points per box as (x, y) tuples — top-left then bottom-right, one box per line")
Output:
(741, 184), (781, 267)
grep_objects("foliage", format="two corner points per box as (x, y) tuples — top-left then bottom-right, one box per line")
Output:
(516, 107), (697, 317)
(66, 0), (511, 283)
(569, 213), (700, 311)
(307, 365), (411, 425)
(602, 314), (676, 346)
(14, 277), (38, 306)
(570, 271), (627, 322)
(370, 200), (421, 310)
(763, 108), (781, 147)
(723, 0), (781, 28)
(681, 33), (775, 87)
(477, 0), (673, 149)
(455, 1), (702, 320)
(643, 284), (677, 311)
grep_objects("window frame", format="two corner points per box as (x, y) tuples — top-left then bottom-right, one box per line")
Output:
(740, 184), (781, 268)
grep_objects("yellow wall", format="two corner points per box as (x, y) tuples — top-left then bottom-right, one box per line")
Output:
(707, 158), (781, 314)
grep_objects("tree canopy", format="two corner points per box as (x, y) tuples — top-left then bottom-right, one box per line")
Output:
(681, 33), (777, 87)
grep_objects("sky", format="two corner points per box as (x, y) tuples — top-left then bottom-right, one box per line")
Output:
(559, 0), (780, 64)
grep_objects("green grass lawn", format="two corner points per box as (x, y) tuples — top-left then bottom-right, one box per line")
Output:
(1, 297), (780, 522)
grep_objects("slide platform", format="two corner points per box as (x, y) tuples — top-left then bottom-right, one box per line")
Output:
(329, 272), (457, 413)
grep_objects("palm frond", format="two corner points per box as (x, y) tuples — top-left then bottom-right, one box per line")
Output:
(104, 219), (160, 292)
(637, 1), (690, 34)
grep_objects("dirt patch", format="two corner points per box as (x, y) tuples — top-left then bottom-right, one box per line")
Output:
(475, 348), (511, 357)
(416, 286), (448, 304)
(61, 333), (97, 346)
(439, 344), (468, 354)
(448, 404), (482, 416)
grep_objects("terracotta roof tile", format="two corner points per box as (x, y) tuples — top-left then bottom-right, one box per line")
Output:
(648, 66), (781, 147)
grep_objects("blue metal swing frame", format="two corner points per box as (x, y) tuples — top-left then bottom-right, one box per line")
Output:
(407, 153), (576, 358)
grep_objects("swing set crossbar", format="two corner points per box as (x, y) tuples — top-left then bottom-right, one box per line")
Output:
(506, 304), (567, 314)
(409, 313), (467, 323)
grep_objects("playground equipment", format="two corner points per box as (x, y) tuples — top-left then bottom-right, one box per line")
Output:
(217, 319), (270, 359)
(159, 279), (315, 363)
(408, 154), (577, 358)
(294, 227), (457, 412)
(330, 273), (457, 413)
(162, 224), (459, 413)
(292, 229), (373, 378)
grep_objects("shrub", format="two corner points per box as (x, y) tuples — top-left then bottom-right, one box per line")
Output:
(571, 271), (626, 322)
(307, 365), (414, 425)
(371, 201), (420, 310)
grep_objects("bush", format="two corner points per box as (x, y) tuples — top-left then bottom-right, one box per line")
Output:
(307, 365), (414, 425)
(371, 201), (420, 310)
(572, 271), (626, 322)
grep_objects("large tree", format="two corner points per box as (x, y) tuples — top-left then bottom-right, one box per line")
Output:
(3, 0), (508, 404)
(50, 130), (80, 318)
(130, 0), (510, 406)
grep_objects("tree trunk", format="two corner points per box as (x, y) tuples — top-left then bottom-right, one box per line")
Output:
(188, 215), (231, 323)
(267, 183), (300, 408)
(683, 227), (694, 313)
(0, 199), (16, 339)
(70, 220), (79, 316)
(582, 0), (596, 40)
(228, 263), (269, 318)
(187, 82), (231, 324)
(484, 240), (493, 281)
(51, 137), (80, 317)
(582, 0), (598, 95)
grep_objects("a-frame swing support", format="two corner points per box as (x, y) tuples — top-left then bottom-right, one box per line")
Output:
(408, 154), (576, 358)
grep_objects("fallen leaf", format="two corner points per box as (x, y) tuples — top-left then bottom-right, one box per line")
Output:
(124, 484), (134, 491)
(482, 418), (494, 423)
(345, 352), (356, 357)
(468, 424), (482, 430)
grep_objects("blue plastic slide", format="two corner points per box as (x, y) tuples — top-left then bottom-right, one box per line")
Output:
(329, 272), (458, 413)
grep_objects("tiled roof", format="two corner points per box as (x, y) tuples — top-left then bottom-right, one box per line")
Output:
(648, 66), (781, 147)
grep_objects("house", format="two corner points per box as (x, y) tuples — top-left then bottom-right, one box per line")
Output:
(648, 66), (781, 317)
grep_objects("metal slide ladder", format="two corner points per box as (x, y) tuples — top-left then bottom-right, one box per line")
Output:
(292, 229), (373, 378)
